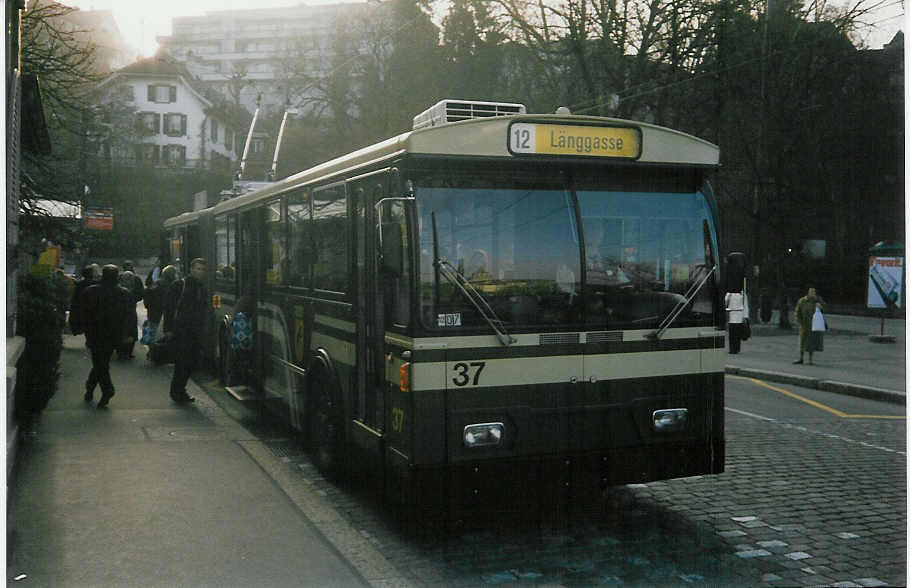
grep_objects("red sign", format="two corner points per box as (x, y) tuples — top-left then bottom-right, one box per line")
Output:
(85, 207), (113, 230)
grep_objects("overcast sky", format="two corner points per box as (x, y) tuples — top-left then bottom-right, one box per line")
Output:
(68, 0), (904, 57)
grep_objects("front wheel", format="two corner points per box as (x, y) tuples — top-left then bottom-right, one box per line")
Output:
(308, 369), (345, 480)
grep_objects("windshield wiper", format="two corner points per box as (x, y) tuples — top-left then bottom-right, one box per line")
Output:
(646, 264), (717, 341)
(431, 211), (515, 346)
(434, 258), (516, 347)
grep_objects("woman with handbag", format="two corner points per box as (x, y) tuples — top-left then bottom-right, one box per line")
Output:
(794, 287), (825, 365)
(725, 290), (749, 354)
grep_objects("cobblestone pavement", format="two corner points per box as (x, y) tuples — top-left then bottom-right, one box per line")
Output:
(202, 376), (907, 587)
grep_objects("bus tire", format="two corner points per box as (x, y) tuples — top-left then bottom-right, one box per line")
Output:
(308, 367), (345, 480)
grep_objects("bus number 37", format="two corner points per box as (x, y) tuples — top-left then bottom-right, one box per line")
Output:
(452, 362), (486, 387)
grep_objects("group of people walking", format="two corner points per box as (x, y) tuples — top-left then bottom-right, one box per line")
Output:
(68, 258), (211, 408)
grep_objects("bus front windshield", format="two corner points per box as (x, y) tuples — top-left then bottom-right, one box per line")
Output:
(416, 172), (718, 332)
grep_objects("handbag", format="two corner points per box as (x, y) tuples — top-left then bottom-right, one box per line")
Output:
(812, 308), (826, 332)
(741, 318), (751, 341)
(148, 332), (176, 365)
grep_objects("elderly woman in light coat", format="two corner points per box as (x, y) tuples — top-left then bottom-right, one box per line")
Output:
(794, 287), (825, 364)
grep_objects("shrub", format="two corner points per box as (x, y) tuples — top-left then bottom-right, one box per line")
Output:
(15, 272), (69, 417)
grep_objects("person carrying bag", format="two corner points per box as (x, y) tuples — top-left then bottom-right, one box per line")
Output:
(794, 287), (825, 365)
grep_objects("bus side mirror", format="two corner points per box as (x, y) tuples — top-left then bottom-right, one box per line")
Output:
(380, 222), (403, 277)
(725, 252), (746, 293)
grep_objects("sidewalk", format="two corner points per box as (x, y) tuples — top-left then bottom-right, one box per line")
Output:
(6, 333), (369, 587)
(726, 312), (906, 404)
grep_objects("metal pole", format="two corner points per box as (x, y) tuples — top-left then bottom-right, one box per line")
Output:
(239, 97), (261, 180)
(269, 110), (289, 180)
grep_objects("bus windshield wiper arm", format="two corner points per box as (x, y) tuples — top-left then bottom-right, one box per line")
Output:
(435, 258), (516, 347)
(647, 264), (717, 341)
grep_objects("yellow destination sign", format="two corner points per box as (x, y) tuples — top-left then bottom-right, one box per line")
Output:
(509, 123), (641, 159)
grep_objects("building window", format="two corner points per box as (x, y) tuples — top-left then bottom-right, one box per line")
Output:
(251, 138), (265, 153)
(148, 84), (177, 103)
(137, 144), (160, 165)
(137, 112), (160, 134)
(164, 113), (187, 137)
(114, 84), (135, 102)
(163, 144), (186, 167)
(225, 130), (233, 151)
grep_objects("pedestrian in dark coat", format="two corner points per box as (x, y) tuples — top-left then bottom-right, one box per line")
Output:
(145, 257), (164, 288)
(121, 260), (145, 300)
(68, 265), (97, 336)
(163, 258), (210, 403)
(81, 265), (132, 408)
(118, 270), (142, 359)
(143, 265), (178, 328)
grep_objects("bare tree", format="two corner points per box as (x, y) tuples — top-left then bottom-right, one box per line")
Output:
(19, 0), (103, 231)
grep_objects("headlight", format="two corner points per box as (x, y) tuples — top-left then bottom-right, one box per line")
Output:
(652, 408), (688, 432)
(463, 422), (504, 448)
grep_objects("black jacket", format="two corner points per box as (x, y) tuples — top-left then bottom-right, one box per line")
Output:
(162, 277), (210, 336)
(81, 281), (133, 348)
(68, 278), (96, 335)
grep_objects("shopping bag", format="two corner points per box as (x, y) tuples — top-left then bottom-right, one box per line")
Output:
(741, 319), (751, 341)
(811, 308), (826, 332)
(232, 312), (253, 350)
(139, 320), (157, 345)
(148, 332), (176, 365)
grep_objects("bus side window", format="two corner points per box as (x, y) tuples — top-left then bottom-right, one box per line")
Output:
(382, 198), (410, 327)
(312, 183), (349, 294)
(264, 198), (285, 286)
(215, 214), (236, 282)
(288, 190), (311, 288)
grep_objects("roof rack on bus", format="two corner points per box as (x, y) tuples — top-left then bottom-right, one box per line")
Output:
(412, 99), (526, 130)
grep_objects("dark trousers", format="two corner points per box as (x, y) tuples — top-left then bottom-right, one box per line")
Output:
(87, 344), (116, 396)
(170, 335), (200, 398)
(728, 323), (743, 354)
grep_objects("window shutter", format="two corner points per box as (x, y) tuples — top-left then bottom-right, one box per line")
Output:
(152, 145), (160, 164)
(147, 85), (155, 102)
(180, 114), (187, 136)
(154, 113), (161, 134)
(169, 86), (177, 103)
(179, 145), (186, 166)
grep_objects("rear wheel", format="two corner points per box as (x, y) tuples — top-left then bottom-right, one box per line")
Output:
(308, 369), (345, 480)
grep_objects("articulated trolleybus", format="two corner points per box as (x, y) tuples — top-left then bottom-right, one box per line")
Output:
(164, 99), (727, 514)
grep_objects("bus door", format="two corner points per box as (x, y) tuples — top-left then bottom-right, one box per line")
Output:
(238, 208), (263, 396)
(353, 176), (389, 428)
(349, 172), (392, 469)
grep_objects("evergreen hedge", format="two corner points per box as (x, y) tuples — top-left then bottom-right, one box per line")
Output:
(15, 272), (70, 418)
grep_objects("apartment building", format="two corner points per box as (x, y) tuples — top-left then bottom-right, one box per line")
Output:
(94, 55), (239, 170)
(157, 2), (370, 115)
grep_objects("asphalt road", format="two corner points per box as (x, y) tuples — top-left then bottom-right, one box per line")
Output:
(200, 373), (907, 587)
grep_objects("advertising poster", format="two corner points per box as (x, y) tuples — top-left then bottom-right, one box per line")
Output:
(867, 256), (903, 309)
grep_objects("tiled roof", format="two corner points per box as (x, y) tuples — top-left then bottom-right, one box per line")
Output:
(117, 54), (191, 77)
